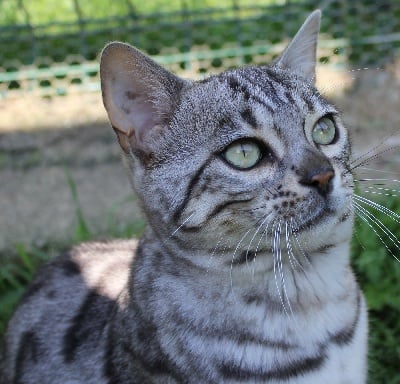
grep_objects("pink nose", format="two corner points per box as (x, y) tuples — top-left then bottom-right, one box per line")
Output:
(310, 170), (334, 189)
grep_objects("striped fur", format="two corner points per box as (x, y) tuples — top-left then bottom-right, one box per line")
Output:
(1, 11), (367, 383)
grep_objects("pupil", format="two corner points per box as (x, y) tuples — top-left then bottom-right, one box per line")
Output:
(241, 144), (247, 157)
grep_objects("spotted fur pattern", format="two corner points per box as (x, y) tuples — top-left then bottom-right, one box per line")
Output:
(1, 11), (368, 383)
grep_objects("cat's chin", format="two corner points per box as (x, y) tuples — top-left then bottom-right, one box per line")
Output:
(289, 205), (354, 250)
(290, 207), (336, 233)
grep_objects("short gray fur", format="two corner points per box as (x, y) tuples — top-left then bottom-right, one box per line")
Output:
(1, 10), (368, 384)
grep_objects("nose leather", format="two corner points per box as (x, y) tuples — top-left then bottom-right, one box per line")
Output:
(301, 168), (334, 195)
(310, 170), (334, 189)
(295, 147), (335, 196)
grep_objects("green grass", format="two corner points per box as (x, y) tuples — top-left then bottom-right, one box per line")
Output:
(1, 1), (398, 69)
(0, 175), (399, 382)
(0, 0), (279, 25)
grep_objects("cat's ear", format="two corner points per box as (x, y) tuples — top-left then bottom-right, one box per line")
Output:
(275, 10), (321, 83)
(100, 42), (188, 153)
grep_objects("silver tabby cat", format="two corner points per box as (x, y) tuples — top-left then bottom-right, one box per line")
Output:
(1, 10), (367, 383)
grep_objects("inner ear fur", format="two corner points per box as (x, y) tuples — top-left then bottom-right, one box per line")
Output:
(100, 42), (188, 153)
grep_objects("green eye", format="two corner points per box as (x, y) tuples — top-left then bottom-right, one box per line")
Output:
(312, 117), (337, 145)
(223, 140), (262, 169)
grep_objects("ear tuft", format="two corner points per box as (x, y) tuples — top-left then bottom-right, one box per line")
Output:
(275, 10), (321, 83)
(100, 42), (187, 153)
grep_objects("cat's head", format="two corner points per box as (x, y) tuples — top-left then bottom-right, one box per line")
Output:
(100, 11), (354, 266)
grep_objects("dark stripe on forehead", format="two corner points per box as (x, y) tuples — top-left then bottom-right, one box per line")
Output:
(303, 92), (317, 112)
(227, 76), (252, 101)
(284, 89), (296, 106)
(265, 67), (319, 112)
(240, 107), (259, 129)
(227, 73), (272, 112)
(239, 72), (274, 108)
(263, 67), (294, 87)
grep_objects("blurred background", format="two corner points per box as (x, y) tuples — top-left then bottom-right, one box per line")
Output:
(0, 1), (399, 382)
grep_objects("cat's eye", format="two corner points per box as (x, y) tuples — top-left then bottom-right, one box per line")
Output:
(222, 140), (262, 169)
(312, 117), (337, 145)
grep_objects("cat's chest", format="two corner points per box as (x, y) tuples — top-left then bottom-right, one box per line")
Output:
(151, 298), (364, 384)
(140, 260), (362, 383)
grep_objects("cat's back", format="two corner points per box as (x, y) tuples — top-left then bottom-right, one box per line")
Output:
(1, 239), (136, 384)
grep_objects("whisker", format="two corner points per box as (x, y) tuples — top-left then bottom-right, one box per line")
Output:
(251, 217), (272, 277)
(289, 218), (328, 288)
(355, 178), (400, 184)
(206, 237), (225, 273)
(354, 202), (398, 260)
(289, 218), (312, 268)
(354, 194), (400, 224)
(170, 213), (195, 237)
(347, 67), (380, 75)
(319, 67), (375, 94)
(230, 226), (259, 290)
(285, 221), (302, 271)
(286, 220), (320, 298)
(349, 135), (399, 173)
(353, 200), (400, 263)
(244, 213), (272, 271)
(273, 221), (294, 317)
(355, 167), (400, 176)
(273, 221), (288, 315)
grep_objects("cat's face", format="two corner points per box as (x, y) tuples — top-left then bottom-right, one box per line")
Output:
(140, 67), (353, 252)
(100, 11), (354, 266)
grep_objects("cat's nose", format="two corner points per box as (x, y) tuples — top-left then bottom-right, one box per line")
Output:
(300, 168), (335, 196)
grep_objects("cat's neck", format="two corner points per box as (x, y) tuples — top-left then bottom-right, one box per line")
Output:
(130, 226), (354, 308)
(115, 232), (359, 376)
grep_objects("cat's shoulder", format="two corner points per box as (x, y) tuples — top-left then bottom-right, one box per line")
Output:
(1, 239), (137, 383)
(61, 239), (137, 299)
(20, 239), (137, 306)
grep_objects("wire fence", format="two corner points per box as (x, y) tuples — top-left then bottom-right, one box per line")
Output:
(1, 0), (399, 98)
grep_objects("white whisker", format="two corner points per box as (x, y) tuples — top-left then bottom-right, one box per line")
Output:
(229, 227), (256, 290)
(354, 194), (400, 224)
(272, 221), (294, 317)
(285, 221), (302, 271)
(289, 218), (312, 268)
(289, 218), (328, 288)
(350, 135), (399, 173)
(206, 237), (225, 273)
(244, 213), (272, 271)
(355, 167), (400, 176)
(273, 221), (287, 315)
(355, 178), (400, 184)
(251, 217), (272, 277)
(170, 213), (195, 237)
(354, 200), (400, 263)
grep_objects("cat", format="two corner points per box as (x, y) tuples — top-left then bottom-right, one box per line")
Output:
(0, 10), (368, 383)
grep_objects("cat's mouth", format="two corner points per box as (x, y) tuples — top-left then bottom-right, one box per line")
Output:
(273, 192), (339, 233)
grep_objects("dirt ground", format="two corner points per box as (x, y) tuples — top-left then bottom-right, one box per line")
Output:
(0, 66), (400, 257)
